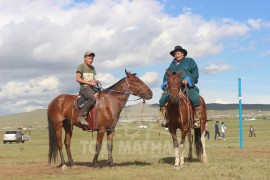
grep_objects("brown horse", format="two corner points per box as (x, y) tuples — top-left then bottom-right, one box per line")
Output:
(48, 70), (153, 169)
(166, 69), (207, 167)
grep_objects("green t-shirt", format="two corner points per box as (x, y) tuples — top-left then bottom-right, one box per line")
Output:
(76, 63), (97, 89)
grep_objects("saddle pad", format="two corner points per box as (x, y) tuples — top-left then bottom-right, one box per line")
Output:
(86, 107), (98, 130)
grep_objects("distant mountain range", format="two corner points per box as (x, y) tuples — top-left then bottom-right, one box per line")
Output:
(1, 103), (270, 128)
(205, 103), (270, 111)
(129, 103), (270, 111)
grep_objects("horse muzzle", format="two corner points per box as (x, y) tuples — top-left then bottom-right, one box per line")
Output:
(144, 91), (153, 100)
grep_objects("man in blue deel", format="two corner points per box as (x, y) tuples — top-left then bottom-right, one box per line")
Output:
(159, 45), (201, 128)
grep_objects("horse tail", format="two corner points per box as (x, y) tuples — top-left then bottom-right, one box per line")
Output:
(48, 114), (58, 164)
(194, 128), (203, 159)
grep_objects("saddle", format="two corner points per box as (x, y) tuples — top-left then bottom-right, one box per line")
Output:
(74, 94), (99, 131)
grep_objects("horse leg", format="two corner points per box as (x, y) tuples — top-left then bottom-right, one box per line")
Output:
(63, 124), (74, 167)
(93, 132), (105, 169)
(107, 131), (115, 168)
(201, 130), (208, 163)
(179, 133), (186, 166)
(187, 130), (193, 162)
(55, 125), (66, 169)
(169, 128), (179, 167)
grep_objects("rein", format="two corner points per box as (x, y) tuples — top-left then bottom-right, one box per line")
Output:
(101, 88), (130, 94)
(125, 78), (147, 93)
(95, 78), (147, 101)
(168, 84), (190, 130)
(179, 85), (191, 131)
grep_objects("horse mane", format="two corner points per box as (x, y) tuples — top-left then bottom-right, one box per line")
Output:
(103, 77), (126, 90)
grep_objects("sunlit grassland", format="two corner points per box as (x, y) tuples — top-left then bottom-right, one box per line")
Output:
(0, 118), (270, 180)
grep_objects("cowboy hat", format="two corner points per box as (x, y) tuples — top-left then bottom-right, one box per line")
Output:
(170, 46), (187, 57)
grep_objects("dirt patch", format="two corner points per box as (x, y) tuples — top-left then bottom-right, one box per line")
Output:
(233, 149), (270, 156)
(0, 162), (93, 178)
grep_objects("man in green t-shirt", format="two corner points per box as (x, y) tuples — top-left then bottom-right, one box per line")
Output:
(76, 50), (99, 126)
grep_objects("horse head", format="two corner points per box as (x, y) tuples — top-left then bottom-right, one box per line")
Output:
(166, 69), (182, 104)
(125, 69), (153, 100)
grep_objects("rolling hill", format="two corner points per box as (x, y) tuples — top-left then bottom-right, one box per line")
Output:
(1, 103), (270, 129)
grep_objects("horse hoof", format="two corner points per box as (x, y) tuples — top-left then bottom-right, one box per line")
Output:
(70, 165), (77, 169)
(94, 165), (100, 170)
(67, 162), (74, 167)
(179, 163), (187, 169)
(57, 164), (65, 168)
(203, 159), (208, 163)
(109, 165), (116, 170)
(61, 164), (68, 170)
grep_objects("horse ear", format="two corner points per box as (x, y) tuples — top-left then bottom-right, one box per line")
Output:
(125, 69), (137, 77)
(176, 70), (182, 76)
(125, 69), (131, 78)
(166, 69), (171, 76)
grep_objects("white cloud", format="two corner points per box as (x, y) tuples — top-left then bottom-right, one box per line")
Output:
(200, 90), (237, 105)
(122, 26), (139, 32)
(247, 19), (263, 30)
(0, 75), (62, 114)
(214, 99), (234, 104)
(0, 76), (61, 99)
(95, 73), (119, 88)
(202, 63), (232, 75)
(139, 72), (160, 87)
(260, 50), (270, 57)
(0, 0), (267, 114)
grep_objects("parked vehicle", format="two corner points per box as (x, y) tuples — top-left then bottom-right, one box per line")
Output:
(2, 130), (31, 144)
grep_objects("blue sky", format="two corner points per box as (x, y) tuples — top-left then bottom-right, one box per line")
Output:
(0, 0), (270, 115)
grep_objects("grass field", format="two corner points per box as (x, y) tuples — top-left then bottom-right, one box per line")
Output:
(0, 117), (270, 180)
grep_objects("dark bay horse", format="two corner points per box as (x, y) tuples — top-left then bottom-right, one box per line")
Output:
(48, 70), (152, 169)
(166, 69), (207, 167)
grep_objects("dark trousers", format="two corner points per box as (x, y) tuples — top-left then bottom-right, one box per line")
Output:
(205, 130), (210, 139)
(79, 86), (96, 117)
(215, 131), (220, 140)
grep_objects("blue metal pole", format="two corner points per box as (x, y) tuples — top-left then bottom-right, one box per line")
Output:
(238, 78), (243, 149)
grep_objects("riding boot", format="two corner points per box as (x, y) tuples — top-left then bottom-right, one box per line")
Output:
(78, 109), (89, 126)
(194, 107), (201, 128)
(160, 107), (169, 127)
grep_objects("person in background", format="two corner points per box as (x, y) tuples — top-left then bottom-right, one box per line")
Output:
(204, 120), (210, 139)
(221, 122), (226, 140)
(215, 121), (221, 140)
(249, 125), (256, 137)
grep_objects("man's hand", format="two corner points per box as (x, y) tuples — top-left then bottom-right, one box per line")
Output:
(183, 77), (192, 87)
(89, 79), (98, 86)
(182, 79), (188, 85)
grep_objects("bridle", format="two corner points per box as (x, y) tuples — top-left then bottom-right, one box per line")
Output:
(167, 81), (190, 131)
(167, 83), (188, 103)
(125, 77), (148, 96)
(97, 77), (148, 101)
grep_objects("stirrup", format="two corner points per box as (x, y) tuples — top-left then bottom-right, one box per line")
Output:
(79, 119), (89, 126)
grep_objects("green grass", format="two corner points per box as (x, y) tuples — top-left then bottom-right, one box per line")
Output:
(0, 118), (270, 180)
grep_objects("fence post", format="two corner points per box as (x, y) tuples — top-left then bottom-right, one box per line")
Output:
(238, 78), (243, 149)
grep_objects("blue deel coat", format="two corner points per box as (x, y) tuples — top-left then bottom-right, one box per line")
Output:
(159, 57), (200, 107)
